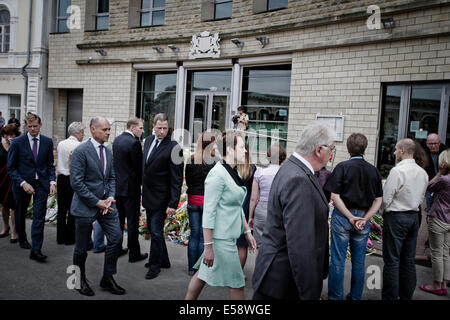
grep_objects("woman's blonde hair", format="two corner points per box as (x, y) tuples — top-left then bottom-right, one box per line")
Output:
(439, 149), (450, 175)
(237, 142), (253, 181)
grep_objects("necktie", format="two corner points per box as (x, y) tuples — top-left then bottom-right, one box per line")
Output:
(32, 138), (38, 162)
(147, 139), (160, 163)
(99, 145), (105, 174)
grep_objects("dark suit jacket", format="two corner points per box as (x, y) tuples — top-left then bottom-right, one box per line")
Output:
(7, 133), (55, 192)
(70, 139), (116, 218)
(142, 134), (184, 211)
(113, 132), (142, 198)
(252, 155), (330, 300)
(422, 142), (447, 180)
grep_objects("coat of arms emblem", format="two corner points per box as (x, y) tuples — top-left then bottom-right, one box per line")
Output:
(189, 31), (220, 59)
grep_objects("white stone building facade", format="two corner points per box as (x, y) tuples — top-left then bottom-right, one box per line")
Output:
(0, 0), (54, 137)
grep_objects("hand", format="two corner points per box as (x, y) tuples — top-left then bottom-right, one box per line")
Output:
(245, 232), (257, 253)
(49, 184), (56, 196)
(355, 219), (367, 231)
(96, 200), (114, 215)
(166, 207), (176, 215)
(22, 182), (35, 195)
(203, 245), (214, 267)
(349, 216), (364, 230)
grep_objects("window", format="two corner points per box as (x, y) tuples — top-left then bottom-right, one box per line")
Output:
(377, 83), (450, 177)
(215, 0), (232, 20)
(0, 8), (10, 52)
(136, 72), (177, 138)
(56, 0), (71, 33)
(267, 0), (287, 11)
(253, 0), (287, 14)
(241, 65), (291, 152)
(8, 95), (21, 122)
(141, 0), (165, 27)
(96, 0), (109, 30)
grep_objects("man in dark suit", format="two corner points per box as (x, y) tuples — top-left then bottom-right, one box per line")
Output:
(7, 112), (56, 262)
(70, 117), (124, 296)
(8, 113), (20, 128)
(252, 121), (336, 300)
(113, 117), (147, 263)
(142, 113), (184, 280)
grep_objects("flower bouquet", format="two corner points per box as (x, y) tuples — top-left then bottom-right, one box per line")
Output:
(139, 207), (150, 240)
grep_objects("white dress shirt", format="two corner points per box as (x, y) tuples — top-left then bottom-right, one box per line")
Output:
(57, 135), (81, 176)
(90, 138), (107, 174)
(292, 152), (315, 174)
(383, 158), (429, 212)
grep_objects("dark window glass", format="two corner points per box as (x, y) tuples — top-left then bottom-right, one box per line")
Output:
(377, 85), (402, 177)
(268, 0), (288, 11)
(215, 1), (232, 19)
(192, 70), (232, 91)
(98, 0), (109, 13)
(407, 87), (442, 143)
(57, 0), (71, 32)
(137, 72), (177, 138)
(0, 9), (10, 52)
(141, 0), (165, 26)
(242, 65), (291, 152)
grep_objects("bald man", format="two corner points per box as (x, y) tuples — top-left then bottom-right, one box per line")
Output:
(382, 138), (428, 300)
(423, 134), (448, 211)
(70, 117), (125, 296)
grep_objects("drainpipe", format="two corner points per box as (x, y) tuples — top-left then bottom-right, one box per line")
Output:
(21, 0), (33, 118)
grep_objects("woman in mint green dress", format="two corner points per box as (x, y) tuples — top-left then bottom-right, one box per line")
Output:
(185, 131), (257, 300)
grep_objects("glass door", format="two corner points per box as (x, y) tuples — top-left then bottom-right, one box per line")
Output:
(189, 92), (229, 143)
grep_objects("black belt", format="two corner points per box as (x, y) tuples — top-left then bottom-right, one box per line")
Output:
(385, 210), (419, 215)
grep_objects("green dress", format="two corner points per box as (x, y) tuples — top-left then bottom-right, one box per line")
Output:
(194, 162), (246, 288)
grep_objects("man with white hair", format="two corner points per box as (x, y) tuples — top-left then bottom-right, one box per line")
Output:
(252, 121), (336, 300)
(56, 122), (85, 245)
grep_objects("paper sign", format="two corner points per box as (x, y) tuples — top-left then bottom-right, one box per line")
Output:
(410, 121), (420, 132)
(415, 130), (428, 139)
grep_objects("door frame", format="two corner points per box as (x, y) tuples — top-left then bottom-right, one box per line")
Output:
(189, 90), (230, 143)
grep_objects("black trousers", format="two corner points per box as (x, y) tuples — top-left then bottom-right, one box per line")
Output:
(56, 174), (75, 244)
(382, 211), (421, 300)
(73, 210), (122, 278)
(117, 195), (142, 257)
(13, 180), (48, 251)
(146, 209), (170, 272)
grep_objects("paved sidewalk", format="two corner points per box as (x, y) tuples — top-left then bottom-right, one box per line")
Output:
(0, 219), (448, 300)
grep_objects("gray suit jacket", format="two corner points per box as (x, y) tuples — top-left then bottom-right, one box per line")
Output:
(70, 139), (116, 217)
(252, 155), (330, 300)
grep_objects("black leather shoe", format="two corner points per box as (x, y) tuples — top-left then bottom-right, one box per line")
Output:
(119, 248), (128, 257)
(100, 276), (125, 295)
(30, 250), (47, 262)
(19, 240), (31, 249)
(145, 262), (170, 269)
(10, 237), (18, 244)
(77, 278), (95, 297)
(0, 227), (10, 238)
(129, 253), (148, 263)
(145, 269), (160, 280)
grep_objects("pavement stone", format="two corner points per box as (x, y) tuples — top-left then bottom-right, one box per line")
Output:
(0, 218), (448, 300)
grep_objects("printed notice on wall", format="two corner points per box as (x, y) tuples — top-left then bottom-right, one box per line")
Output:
(316, 115), (344, 142)
(410, 121), (420, 132)
(415, 130), (428, 139)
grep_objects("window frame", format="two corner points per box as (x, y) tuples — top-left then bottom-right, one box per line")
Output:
(56, 0), (71, 33)
(0, 9), (10, 53)
(267, 0), (288, 11)
(214, 0), (232, 20)
(95, 0), (109, 30)
(140, 0), (165, 27)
